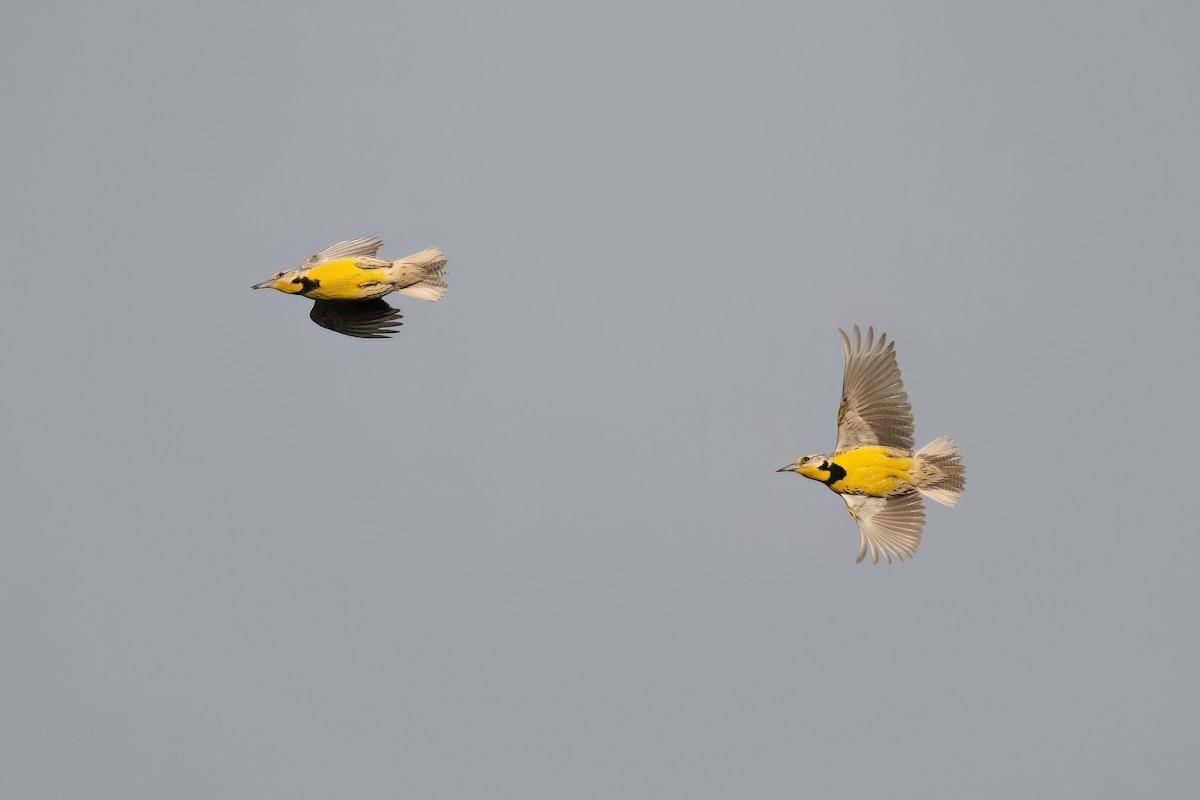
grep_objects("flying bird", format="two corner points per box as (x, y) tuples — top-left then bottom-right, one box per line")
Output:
(777, 325), (965, 563)
(252, 237), (447, 338)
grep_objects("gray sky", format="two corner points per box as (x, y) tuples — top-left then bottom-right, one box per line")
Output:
(2, 1), (1198, 797)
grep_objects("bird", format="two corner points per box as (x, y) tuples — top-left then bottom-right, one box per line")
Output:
(777, 325), (965, 563)
(252, 237), (447, 338)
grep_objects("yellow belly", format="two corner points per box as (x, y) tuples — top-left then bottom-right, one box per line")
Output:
(303, 260), (391, 301)
(829, 446), (914, 497)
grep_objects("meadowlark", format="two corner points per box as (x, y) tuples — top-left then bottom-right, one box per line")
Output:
(252, 237), (447, 338)
(777, 325), (965, 563)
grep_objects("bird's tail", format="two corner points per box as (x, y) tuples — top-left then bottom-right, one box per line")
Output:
(389, 247), (448, 302)
(912, 435), (966, 507)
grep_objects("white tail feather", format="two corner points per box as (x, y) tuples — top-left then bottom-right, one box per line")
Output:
(913, 435), (966, 507)
(397, 282), (447, 302)
(389, 247), (448, 302)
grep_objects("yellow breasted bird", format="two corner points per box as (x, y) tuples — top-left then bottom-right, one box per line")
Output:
(777, 325), (965, 564)
(253, 237), (447, 338)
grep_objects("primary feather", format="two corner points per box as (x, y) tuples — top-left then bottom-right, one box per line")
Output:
(300, 237), (384, 268)
(835, 325), (914, 452)
(309, 298), (404, 339)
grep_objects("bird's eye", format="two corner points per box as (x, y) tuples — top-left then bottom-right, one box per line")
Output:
(275, 272), (285, 279)
(798, 456), (808, 464)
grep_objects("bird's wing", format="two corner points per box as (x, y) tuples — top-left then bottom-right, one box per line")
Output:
(834, 325), (914, 452)
(842, 492), (925, 564)
(300, 237), (384, 268)
(309, 299), (403, 339)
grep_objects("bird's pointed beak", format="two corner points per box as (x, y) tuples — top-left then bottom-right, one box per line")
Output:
(252, 279), (275, 290)
(777, 463), (800, 473)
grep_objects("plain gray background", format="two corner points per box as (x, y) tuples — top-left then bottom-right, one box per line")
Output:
(3, 1), (1197, 797)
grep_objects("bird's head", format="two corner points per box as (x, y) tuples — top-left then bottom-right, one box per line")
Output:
(777, 454), (834, 482)
(252, 269), (305, 294)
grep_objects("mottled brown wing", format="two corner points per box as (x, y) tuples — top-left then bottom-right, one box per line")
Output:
(842, 492), (926, 564)
(309, 299), (403, 339)
(833, 325), (914, 452)
(300, 237), (384, 269)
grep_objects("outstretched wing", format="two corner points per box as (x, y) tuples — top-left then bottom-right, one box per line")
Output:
(834, 325), (914, 452)
(842, 492), (925, 564)
(300, 237), (384, 269)
(309, 299), (403, 339)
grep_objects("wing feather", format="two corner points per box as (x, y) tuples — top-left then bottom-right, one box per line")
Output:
(842, 492), (926, 564)
(301, 237), (384, 268)
(309, 299), (403, 339)
(834, 325), (914, 452)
